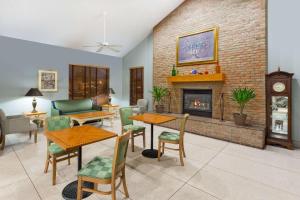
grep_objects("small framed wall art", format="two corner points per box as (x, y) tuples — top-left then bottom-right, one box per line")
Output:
(38, 70), (58, 92)
(176, 27), (218, 66)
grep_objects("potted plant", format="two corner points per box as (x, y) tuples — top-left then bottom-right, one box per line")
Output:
(231, 87), (256, 126)
(151, 86), (169, 113)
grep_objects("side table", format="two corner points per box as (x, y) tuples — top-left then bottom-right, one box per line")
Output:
(24, 111), (47, 128)
(101, 104), (119, 118)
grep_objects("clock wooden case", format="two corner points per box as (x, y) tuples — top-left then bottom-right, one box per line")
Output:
(266, 69), (294, 149)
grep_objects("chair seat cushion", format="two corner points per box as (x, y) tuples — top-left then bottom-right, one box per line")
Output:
(123, 125), (145, 133)
(78, 156), (112, 179)
(159, 131), (180, 141)
(48, 143), (65, 154)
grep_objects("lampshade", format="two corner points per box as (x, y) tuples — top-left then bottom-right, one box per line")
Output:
(109, 88), (115, 94)
(25, 88), (43, 97)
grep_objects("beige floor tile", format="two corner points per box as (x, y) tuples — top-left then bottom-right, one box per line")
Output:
(189, 166), (300, 200)
(208, 153), (300, 196)
(223, 143), (300, 174)
(156, 144), (219, 182)
(0, 178), (40, 200)
(0, 149), (28, 188)
(123, 162), (185, 200)
(169, 184), (218, 200)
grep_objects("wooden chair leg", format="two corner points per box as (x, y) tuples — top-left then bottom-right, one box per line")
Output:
(44, 153), (50, 173)
(162, 142), (165, 154)
(111, 179), (116, 200)
(131, 135), (135, 152)
(34, 130), (37, 143)
(142, 131), (146, 149)
(0, 134), (5, 150)
(179, 145), (184, 166)
(29, 131), (32, 139)
(77, 177), (83, 200)
(52, 156), (57, 185)
(157, 141), (161, 161)
(182, 142), (186, 158)
(68, 153), (71, 165)
(122, 168), (129, 198)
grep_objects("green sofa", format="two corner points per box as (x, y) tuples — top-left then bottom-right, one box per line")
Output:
(51, 99), (102, 116)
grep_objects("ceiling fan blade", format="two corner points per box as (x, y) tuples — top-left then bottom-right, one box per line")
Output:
(82, 45), (98, 47)
(107, 46), (120, 52)
(96, 46), (104, 52)
(107, 44), (122, 48)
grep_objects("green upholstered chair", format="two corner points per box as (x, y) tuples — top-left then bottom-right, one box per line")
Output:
(44, 116), (78, 185)
(77, 131), (131, 200)
(119, 107), (145, 152)
(157, 114), (189, 166)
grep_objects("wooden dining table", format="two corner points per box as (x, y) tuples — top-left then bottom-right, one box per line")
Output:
(45, 125), (117, 200)
(129, 113), (176, 158)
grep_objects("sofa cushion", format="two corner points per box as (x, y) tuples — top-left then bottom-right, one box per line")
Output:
(53, 99), (93, 113)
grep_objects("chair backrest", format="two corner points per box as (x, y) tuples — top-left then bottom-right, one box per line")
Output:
(137, 99), (148, 113)
(179, 114), (189, 142)
(119, 107), (133, 126)
(0, 109), (6, 122)
(0, 109), (7, 135)
(112, 131), (130, 177)
(45, 116), (71, 132)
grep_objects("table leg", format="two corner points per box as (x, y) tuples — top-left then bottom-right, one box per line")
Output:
(142, 123), (161, 158)
(62, 146), (94, 200)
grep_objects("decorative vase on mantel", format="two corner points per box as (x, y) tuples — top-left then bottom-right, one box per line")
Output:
(171, 64), (177, 76)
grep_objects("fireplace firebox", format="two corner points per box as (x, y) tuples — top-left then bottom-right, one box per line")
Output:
(182, 89), (212, 117)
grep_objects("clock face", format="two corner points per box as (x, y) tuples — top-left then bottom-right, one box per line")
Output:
(273, 82), (286, 92)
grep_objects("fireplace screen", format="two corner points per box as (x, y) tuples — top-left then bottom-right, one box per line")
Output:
(183, 89), (212, 117)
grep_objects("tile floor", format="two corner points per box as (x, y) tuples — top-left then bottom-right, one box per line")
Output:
(1, 119), (300, 200)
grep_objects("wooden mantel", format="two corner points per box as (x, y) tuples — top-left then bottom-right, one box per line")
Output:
(167, 73), (225, 83)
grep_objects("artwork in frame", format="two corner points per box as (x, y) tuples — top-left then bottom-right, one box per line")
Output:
(176, 27), (218, 66)
(38, 70), (58, 92)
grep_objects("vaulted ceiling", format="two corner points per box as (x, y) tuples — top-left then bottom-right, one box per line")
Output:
(0, 0), (184, 57)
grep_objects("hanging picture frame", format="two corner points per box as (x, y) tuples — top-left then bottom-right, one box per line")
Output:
(176, 27), (218, 66)
(38, 70), (58, 92)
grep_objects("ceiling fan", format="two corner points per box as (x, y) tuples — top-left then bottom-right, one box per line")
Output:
(83, 12), (122, 53)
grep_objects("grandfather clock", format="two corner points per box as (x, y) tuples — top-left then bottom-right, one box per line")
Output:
(266, 68), (293, 149)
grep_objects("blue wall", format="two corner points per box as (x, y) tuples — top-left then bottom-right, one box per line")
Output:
(0, 36), (123, 116)
(122, 34), (153, 110)
(268, 0), (300, 146)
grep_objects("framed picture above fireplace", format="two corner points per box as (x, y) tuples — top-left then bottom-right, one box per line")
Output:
(176, 27), (218, 66)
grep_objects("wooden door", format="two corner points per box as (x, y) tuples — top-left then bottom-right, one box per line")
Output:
(130, 67), (144, 105)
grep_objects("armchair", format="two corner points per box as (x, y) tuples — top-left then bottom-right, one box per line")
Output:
(131, 99), (148, 115)
(0, 109), (38, 150)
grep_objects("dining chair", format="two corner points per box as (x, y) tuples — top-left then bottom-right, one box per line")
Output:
(131, 99), (148, 115)
(76, 131), (131, 200)
(44, 116), (78, 185)
(0, 109), (38, 150)
(119, 107), (145, 152)
(157, 114), (189, 166)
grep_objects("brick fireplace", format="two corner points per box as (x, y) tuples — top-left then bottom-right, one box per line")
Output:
(153, 0), (267, 126)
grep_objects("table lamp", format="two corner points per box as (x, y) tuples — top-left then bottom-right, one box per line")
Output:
(108, 88), (115, 105)
(25, 88), (43, 113)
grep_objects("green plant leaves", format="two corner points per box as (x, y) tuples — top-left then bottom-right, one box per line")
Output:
(231, 87), (256, 115)
(150, 86), (169, 105)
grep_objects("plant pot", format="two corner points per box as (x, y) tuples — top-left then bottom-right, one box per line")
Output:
(156, 105), (165, 113)
(233, 113), (247, 126)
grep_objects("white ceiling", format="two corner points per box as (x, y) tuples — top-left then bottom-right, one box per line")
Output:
(0, 0), (184, 57)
